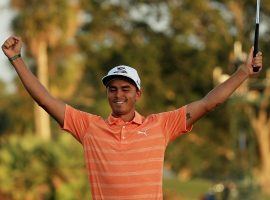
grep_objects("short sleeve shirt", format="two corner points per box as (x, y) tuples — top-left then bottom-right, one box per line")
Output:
(62, 105), (192, 200)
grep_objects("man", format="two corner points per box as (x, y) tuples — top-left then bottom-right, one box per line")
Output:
(2, 36), (263, 199)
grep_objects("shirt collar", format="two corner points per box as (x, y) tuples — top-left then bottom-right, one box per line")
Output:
(107, 111), (144, 125)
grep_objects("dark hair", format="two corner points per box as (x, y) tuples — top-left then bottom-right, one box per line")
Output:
(105, 75), (139, 90)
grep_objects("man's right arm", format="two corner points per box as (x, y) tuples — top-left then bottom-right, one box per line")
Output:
(2, 36), (65, 126)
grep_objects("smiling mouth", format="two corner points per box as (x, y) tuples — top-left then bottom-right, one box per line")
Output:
(115, 101), (124, 104)
(113, 99), (127, 105)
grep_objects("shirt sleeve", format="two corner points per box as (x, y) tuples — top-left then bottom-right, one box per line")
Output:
(61, 104), (92, 144)
(158, 106), (192, 144)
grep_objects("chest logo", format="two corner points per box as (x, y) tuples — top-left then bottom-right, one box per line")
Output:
(137, 129), (148, 136)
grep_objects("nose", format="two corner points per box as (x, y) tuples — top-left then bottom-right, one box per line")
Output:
(116, 89), (124, 98)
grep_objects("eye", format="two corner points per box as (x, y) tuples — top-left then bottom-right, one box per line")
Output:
(123, 88), (130, 92)
(108, 87), (117, 92)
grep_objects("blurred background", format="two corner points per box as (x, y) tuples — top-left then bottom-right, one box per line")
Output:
(1, 0), (270, 199)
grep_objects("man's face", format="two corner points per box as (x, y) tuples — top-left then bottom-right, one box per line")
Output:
(107, 78), (141, 117)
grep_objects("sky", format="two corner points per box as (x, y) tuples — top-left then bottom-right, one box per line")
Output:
(0, 0), (15, 84)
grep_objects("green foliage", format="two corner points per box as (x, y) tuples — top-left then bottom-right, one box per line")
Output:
(76, 0), (235, 115)
(0, 79), (34, 135)
(3, 0), (270, 195)
(0, 133), (90, 200)
(11, 0), (78, 45)
(73, 0), (270, 181)
(10, 0), (83, 100)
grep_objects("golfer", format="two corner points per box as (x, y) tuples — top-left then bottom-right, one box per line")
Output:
(2, 36), (263, 200)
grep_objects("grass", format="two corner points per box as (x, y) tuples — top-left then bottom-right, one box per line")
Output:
(163, 178), (211, 200)
(163, 178), (270, 200)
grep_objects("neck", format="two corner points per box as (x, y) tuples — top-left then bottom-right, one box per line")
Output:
(112, 111), (135, 122)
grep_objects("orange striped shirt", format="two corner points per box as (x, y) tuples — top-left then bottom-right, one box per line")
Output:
(62, 105), (191, 200)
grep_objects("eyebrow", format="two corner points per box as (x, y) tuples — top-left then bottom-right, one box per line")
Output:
(122, 85), (132, 89)
(108, 85), (132, 89)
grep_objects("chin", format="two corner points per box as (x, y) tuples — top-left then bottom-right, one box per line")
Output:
(112, 109), (126, 116)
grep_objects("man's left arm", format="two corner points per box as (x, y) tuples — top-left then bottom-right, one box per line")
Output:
(186, 47), (263, 128)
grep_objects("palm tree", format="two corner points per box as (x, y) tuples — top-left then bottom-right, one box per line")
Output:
(245, 71), (270, 194)
(10, 0), (81, 140)
(225, 1), (270, 194)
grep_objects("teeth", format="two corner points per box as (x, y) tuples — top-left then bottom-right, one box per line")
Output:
(114, 99), (126, 104)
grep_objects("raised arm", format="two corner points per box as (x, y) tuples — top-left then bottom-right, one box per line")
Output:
(186, 47), (263, 128)
(1, 36), (65, 126)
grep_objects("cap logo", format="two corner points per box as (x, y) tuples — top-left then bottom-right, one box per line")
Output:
(114, 66), (127, 74)
(103, 65), (141, 89)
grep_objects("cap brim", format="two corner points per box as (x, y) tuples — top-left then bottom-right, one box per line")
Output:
(102, 74), (139, 89)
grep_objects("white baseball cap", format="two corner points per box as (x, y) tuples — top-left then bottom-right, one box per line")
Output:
(102, 65), (141, 90)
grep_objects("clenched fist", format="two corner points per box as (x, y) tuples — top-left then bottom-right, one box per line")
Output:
(2, 36), (22, 58)
(240, 47), (263, 77)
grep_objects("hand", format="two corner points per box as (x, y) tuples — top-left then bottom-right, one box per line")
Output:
(240, 47), (263, 77)
(1, 36), (22, 58)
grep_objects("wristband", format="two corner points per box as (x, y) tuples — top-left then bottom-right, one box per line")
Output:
(8, 54), (21, 62)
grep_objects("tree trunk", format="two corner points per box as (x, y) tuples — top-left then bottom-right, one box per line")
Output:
(247, 91), (270, 194)
(34, 41), (51, 140)
(254, 125), (270, 194)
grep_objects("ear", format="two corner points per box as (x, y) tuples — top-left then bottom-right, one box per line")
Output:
(135, 89), (142, 100)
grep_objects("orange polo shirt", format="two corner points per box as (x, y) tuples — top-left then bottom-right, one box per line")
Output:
(62, 105), (191, 200)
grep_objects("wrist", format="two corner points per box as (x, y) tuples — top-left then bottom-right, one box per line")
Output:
(237, 66), (249, 79)
(8, 53), (21, 62)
